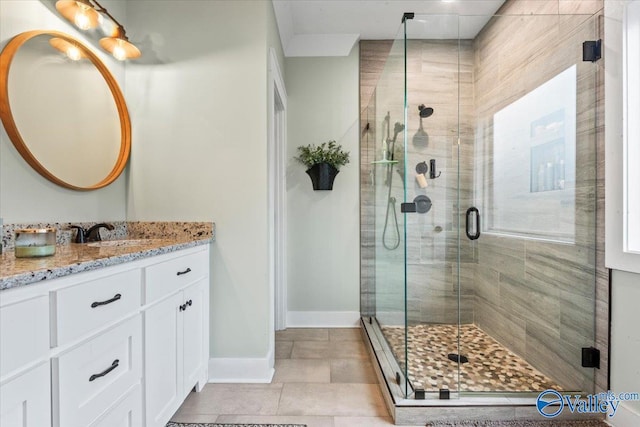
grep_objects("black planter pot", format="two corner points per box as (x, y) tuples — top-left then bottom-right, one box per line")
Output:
(306, 163), (339, 190)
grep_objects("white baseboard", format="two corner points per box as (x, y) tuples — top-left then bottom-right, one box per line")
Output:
(286, 311), (360, 327)
(208, 353), (274, 383)
(608, 403), (640, 426)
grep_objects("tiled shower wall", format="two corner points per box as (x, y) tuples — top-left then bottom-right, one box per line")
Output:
(360, 0), (607, 393)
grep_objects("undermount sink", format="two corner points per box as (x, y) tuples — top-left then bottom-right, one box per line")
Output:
(86, 239), (159, 248)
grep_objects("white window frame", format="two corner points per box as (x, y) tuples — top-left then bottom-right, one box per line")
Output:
(606, 0), (640, 273)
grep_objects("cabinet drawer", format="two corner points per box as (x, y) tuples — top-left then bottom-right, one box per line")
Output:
(88, 384), (141, 427)
(52, 269), (141, 346)
(145, 249), (208, 303)
(0, 295), (49, 378)
(55, 316), (142, 427)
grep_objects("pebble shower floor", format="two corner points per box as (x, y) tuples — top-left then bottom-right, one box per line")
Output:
(381, 324), (563, 393)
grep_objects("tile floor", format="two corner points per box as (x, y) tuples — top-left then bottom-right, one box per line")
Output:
(170, 328), (423, 426)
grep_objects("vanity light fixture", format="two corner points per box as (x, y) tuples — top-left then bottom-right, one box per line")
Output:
(54, 0), (141, 60)
(49, 37), (86, 61)
(55, 0), (100, 30)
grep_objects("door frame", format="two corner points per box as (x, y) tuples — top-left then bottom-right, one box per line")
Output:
(268, 48), (288, 336)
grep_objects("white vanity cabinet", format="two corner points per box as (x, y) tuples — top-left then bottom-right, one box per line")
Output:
(0, 294), (51, 427)
(0, 243), (210, 427)
(144, 250), (209, 427)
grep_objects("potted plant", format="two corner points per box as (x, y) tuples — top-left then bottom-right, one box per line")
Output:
(295, 140), (350, 190)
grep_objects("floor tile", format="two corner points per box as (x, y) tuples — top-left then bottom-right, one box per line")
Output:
(329, 328), (362, 341)
(215, 415), (334, 427)
(276, 328), (329, 341)
(277, 383), (389, 417)
(329, 340), (369, 359)
(291, 340), (330, 359)
(177, 383), (282, 415)
(276, 340), (294, 359)
(169, 413), (219, 423)
(272, 359), (331, 383)
(334, 416), (417, 426)
(330, 359), (378, 384)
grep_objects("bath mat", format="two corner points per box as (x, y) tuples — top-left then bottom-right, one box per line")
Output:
(425, 420), (608, 427)
(166, 423), (306, 427)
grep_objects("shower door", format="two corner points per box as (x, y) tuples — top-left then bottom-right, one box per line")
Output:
(362, 10), (600, 399)
(464, 13), (600, 395)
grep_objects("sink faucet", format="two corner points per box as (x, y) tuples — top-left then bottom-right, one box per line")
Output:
(86, 223), (115, 242)
(70, 223), (115, 243)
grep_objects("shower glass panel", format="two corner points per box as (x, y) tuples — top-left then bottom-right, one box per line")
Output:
(367, 26), (410, 396)
(463, 13), (599, 394)
(361, 11), (599, 399)
(401, 14), (463, 397)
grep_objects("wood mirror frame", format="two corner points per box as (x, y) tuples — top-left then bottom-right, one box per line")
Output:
(0, 30), (131, 191)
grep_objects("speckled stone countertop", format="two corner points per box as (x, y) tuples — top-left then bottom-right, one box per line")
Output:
(0, 222), (214, 291)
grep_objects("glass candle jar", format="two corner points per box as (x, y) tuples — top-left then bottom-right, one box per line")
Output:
(14, 228), (56, 258)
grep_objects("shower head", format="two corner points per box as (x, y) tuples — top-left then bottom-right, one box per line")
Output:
(394, 122), (405, 134)
(418, 104), (434, 118)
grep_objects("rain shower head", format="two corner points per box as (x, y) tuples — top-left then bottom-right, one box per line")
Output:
(418, 104), (434, 118)
(394, 122), (405, 134)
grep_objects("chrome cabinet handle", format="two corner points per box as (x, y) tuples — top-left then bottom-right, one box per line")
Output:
(176, 268), (192, 276)
(89, 359), (119, 382)
(91, 293), (122, 308)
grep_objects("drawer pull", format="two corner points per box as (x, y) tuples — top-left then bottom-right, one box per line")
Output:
(179, 304), (187, 311)
(187, 299), (192, 306)
(176, 268), (192, 276)
(91, 293), (122, 308)
(89, 359), (119, 382)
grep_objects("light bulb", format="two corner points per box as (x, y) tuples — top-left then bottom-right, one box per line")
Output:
(74, 8), (91, 30)
(66, 45), (82, 61)
(112, 42), (127, 61)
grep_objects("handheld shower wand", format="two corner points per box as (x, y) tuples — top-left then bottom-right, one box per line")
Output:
(382, 121), (405, 250)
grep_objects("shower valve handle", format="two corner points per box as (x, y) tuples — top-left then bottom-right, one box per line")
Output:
(400, 202), (417, 213)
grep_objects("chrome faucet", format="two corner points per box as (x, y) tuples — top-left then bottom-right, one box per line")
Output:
(70, 223), (115, 243)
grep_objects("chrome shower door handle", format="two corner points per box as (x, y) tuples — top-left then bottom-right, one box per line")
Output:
(465, 207), (480, 240)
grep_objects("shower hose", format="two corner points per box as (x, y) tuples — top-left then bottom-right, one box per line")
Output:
(382, 165), (401, 250)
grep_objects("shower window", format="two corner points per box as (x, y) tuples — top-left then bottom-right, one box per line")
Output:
(483, 65), (577, 243)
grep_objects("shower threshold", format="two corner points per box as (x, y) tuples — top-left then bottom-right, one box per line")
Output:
(360, 318), (604, 425)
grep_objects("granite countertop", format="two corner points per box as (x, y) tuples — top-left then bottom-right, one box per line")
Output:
(0, 237), (211, 291)
(0, 221), (214, 291)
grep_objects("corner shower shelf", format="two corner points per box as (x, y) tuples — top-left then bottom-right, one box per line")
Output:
(371, 160), (399, 165)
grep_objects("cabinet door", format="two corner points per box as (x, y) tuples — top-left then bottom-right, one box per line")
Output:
(89, 385), (142, 427)
(182, 279), (206, 397)
(0, 362), (51, 427)
(144, 293), (183, 427)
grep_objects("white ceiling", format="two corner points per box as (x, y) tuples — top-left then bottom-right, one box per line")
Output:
(273, 0), (506, 57)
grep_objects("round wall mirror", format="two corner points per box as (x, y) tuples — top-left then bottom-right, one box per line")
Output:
(0, 30), (130, 190)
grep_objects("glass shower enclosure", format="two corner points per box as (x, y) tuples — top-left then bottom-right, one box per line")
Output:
(361, 11), (600, 399)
